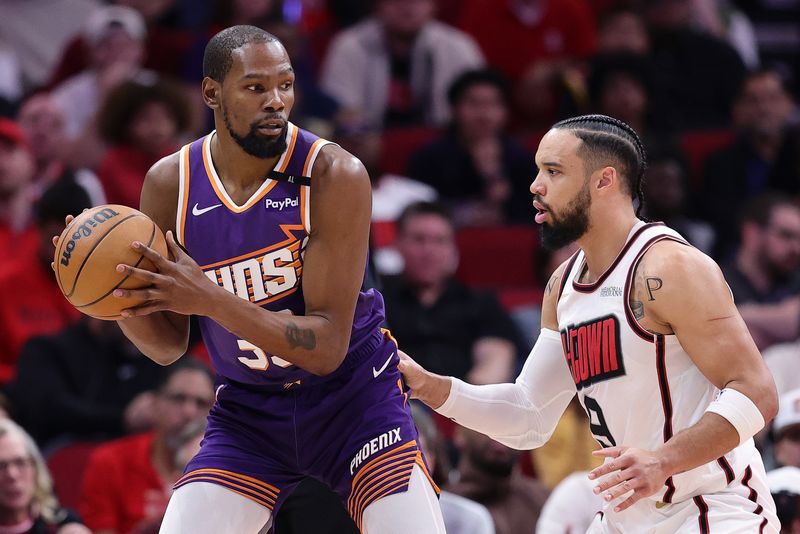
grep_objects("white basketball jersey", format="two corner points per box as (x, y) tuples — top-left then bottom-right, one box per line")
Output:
(557, 221), (766, 509)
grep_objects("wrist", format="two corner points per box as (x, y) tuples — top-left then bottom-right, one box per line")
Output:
(654, 445), (678, 478)
(419, 373), (452, 410)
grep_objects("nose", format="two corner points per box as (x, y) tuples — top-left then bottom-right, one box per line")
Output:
(262, 89), (285, 112)
(530, 171), (545, 196)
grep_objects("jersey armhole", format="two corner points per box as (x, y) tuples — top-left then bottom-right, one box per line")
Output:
(300, 140), (338, 234)
(175, 144), (191, 246)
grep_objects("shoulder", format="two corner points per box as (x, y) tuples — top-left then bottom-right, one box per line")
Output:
(541, 254), (579, 330)
(639, 239), (721, 282)
(311, 144), (370, 192)
(143, 150), (182, 191)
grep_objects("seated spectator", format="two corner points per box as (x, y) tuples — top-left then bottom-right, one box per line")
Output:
(52, 6), (155, 168)
(407, 69), (536, 226)
(17, 93), (105, 205)
(8, 318), (170, 449)
(535, 470), (603, 534)
(79, 360), (213, 534)
(642, 0), (746, 130)
(773, 389), (800, 470)
(596, 6), (649, 56)
(0, 119), (38, 262)
(448, 426), (549, 534)
(0, 419), (90, 534)
(458, 0), (596, 127)
(702, 68), (799, 258)
(411, 403), (495, 534)
(764, 339), (800, 397)
(724, 194), (800, 349)
(0, 178), (87, 383)
(381, 202), (520, 384)
(320, 0), (484, 130)
(723, 193), (800, 304)
(767, 466), (800, 533)
(641, 142), (715, 255)
(96, 79), (190, 209)
(586, 53), (661, 141)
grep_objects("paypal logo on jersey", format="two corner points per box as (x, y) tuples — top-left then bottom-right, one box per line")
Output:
(265, 197), (299, 211)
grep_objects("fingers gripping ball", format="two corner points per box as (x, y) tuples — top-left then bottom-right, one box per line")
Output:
(54, 205), (168, 320)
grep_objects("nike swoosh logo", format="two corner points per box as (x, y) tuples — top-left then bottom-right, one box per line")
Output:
(655, 501), (667, 509)
(192, 203), (223, 216)
(372, 352), (395, 378)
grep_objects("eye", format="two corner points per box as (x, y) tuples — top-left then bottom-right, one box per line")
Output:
(246, 84), (264, 93)
(281, 81), (293, 91)
(547, 169), (559, 176)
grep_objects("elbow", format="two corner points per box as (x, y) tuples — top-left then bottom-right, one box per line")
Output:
(306, 347), (348, 376)
(142, 341), (187, 366)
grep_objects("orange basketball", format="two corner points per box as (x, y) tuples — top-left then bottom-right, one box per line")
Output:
(53, 204), (168, 320)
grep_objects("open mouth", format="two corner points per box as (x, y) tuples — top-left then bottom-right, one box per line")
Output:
(256, 120), (285, 136)
(533, 200), (549, 224)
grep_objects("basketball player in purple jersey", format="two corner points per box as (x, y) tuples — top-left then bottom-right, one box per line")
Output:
(97, 26), (444, 533)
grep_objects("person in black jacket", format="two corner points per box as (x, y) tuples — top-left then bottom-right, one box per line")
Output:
(407, 69), (536, 226)
(7, 318), (169, 450)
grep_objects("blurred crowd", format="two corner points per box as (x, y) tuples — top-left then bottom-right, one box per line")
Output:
(0, 0), (799, 532)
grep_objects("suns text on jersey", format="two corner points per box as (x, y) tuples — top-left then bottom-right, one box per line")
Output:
(560, 314), (626, 390)
(202, 239), (304, 304)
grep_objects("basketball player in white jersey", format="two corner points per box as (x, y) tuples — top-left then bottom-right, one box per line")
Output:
(400, 114), (781, 532)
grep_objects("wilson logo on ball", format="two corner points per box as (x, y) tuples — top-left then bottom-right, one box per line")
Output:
(60, 207), (121, 267)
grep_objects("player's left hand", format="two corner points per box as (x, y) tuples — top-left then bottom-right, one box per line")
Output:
(588, 446), (669, 512)
(114, 230), (218, 317)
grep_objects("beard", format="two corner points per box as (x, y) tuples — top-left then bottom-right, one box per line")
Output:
(222, 105), (288, 159)
(539, 181), (592, 250)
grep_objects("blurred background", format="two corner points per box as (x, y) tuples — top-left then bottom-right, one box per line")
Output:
(0, 0), (799, 532)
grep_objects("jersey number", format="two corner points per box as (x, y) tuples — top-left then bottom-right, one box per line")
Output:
(584, 395), (617, 448)
(237, 340), (293, 371)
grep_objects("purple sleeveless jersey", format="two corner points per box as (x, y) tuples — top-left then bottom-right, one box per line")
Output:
(177, 122), (385, 388)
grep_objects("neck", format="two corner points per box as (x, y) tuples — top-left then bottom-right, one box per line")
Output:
(413, 279), (447, 307)
(385, 30), (418, 58)
(750, 131), (782, 162)
(151, 434), (179, 483)
(736, 250), (770, 293)
(210, 128), (282, 191)
(0, 509), (31, 527)
(577, 206), (639, 283)
(458, 460), (512, 495)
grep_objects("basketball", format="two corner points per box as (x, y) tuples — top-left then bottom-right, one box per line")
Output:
(53, 204), (168, 320)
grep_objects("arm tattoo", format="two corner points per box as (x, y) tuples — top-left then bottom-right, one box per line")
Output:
(285, 321), (316, 350)
(546, 274), (558, 295)
(645, 277), (663, 301)
(631, 300), (645, 319)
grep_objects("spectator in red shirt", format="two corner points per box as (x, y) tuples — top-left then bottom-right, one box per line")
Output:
(96, 79), (190, 210)
(79, 360), (214, 534)
(0, 178), (88, 383)
(0, 119), (37, 263)
(458, 0), (597, 127)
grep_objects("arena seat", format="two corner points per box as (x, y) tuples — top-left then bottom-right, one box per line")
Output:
(46, 440), (102, 510)
(455, 225), (539, 289)
(678, 129), (735, 191)
(378, 127), (440, 176)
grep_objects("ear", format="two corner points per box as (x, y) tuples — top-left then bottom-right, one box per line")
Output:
(595, 166), (617, 191)
(202, 77), (220, 110)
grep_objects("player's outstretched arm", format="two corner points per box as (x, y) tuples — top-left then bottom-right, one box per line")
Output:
(398, 261), (577, 449)
(590, 240), (778, 511)
(116, 154), (190, 364)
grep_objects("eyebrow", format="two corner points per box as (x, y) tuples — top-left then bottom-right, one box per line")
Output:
(241, 67), (294, 80)
(541, 161), (563, 167)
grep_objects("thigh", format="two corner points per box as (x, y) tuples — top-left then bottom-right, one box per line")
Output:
(360, 464), (446, 534)
(160, 482), (272, 534)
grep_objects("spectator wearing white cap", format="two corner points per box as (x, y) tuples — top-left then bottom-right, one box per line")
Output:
(51, 5), (155, 167)
(774, 389), (800, 470)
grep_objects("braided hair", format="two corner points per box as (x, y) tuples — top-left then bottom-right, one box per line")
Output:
(552, 114), (647, 217)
